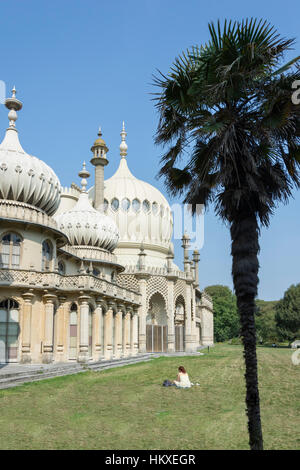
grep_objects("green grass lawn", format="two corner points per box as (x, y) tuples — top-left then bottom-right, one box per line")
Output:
(0, 344), (299, 450)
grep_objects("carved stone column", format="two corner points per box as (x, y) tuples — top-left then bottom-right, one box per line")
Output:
(78, 294), (90, 363)
(42, 293), (57, 363)
(123, 308), (131, 356)
(166, 276), (177, 352)
(135, 274), (149, 353)
(131, 308), (139, 356)
(93, 299), (103, 361)
(114, 305), (123, 358)
(55, 296), (66, 362)
(21, 290), (34, 363)
(103, 302), (114, 359)
(184, 279), (194, 352)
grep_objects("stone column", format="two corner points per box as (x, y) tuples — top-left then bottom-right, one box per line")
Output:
(114, 306), (123, 358)
(78, 294), (90, 363)
(191, 285), (198, 346)
(135, 275), (149, 353)
(166, 276), (176, 352)
(131, 309), (139, 356)
(21, 290), (34, 363)
(93, 299), (103, 361)
(123, 308), (131, 356)
(184, 280), (194, 352)
(192, 250), (200, 288)
(103, 302), (114, 359)
(42, 293), (57, 363)
(55, 296), (66, 362)
(181, 233), (191, 273)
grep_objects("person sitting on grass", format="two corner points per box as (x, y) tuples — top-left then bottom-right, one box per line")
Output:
(173, 366), (191, 388)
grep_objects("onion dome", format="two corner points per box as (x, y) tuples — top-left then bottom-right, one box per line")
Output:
(0, 87), (61, 215)
(55, 163), (119, 252)
(91, 127), (109, 154)
(89, 123), (173, 248)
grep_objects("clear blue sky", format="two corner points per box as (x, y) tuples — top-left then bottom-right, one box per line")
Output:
(0, 0), (299, 300)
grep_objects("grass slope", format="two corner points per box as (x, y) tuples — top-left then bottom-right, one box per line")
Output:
(0, 344), (299, 450)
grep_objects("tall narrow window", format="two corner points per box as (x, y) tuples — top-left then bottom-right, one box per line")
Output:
(0, 233), (21, 268)
(58, 261), (65, 275)
(69, 303), (78, 360)
(88, 306), (93, 358)
(42, 240), (53, 271)
(0, 299), (20, 363)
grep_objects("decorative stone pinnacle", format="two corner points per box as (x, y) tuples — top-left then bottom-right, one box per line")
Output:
(78, 161), (90, 192)
(120, 121), (128, 158)
(5, 86), (23, 128)
(181, 231), (191, 248)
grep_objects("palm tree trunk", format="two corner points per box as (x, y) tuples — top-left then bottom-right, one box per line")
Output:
(231, 214), (263, 450)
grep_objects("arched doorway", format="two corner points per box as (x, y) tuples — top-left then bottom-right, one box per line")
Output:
(175, 296), (185, 352)
(146, 293), (168, 352)
(0, 299), (20, 363)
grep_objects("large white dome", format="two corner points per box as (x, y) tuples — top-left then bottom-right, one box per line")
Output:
(0, 90), (61, 216)
(89, 157), (173, 249)
(55, 165), (119, 252)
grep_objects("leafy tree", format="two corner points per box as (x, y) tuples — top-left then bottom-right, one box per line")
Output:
(275, 284), (300, 343)
(153, 19), (300, 449)
(204, 285), (240, 341)
(255, 300), (279, 343)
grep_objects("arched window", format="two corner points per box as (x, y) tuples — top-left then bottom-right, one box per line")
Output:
(111, 198), (119, 211)
(111, 271), (116, 283)
(121, 198), (130, 212)
(58, 261), (65, 275)
(0, 298), (20, 362)
(103, 199), (109, 212)
(132, 198), (141, 212)
(152, 202), (159, 215)
(42, 240), (53, 271)
(93, 268), (100, 277)
(143, 200), (150, 213)
(69, 303), (78, 360)
(0, 233), (21, 268)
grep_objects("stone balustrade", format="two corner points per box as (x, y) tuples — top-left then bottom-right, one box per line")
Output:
(124, 264), (187, 280)
(0, 268), (141, 306)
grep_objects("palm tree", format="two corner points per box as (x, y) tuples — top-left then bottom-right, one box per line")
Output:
(153, 19), (300, 450)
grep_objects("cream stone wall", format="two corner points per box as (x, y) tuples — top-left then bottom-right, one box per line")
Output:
(0, 226), (58, 272)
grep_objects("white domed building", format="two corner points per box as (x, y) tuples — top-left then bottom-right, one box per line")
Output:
(0, 89), (213, 365)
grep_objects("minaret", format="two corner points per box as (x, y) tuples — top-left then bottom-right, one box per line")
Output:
(90, 127), (109, 211)
(192, 250), (200, 287)
(181, 232), (191, 273)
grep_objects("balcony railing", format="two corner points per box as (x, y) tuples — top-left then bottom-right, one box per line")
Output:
(0, 268), (141, 306)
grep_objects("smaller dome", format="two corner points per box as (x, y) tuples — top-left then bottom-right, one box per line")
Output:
(91, 127), (108, 153)
(54, 163), (119, 252)
(93, 137), (106, 147)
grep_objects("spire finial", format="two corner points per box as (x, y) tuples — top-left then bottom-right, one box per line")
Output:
(78, 161), (90, 192)
(98, 126), (102, 136)
(5, 86), (23, 129)
(120, 121), (128, 158)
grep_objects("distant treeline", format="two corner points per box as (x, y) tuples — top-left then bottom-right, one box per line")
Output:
(204, 284), (300, 344)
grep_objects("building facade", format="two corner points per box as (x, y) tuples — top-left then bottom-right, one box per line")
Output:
(0, 89), (213, 364)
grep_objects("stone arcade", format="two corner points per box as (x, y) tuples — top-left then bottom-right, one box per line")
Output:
(0, 89), (213, 364)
